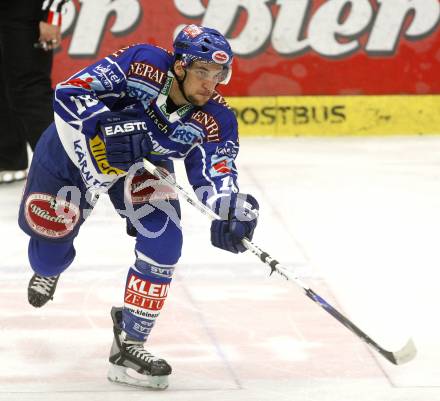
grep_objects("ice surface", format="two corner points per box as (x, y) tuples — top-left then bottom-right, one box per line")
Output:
(1, 136), (439, 400)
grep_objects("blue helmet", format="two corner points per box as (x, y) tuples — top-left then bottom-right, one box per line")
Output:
(173, 25), (233, 84)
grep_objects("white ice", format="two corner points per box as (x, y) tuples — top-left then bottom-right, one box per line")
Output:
(1, 136), (439, 401)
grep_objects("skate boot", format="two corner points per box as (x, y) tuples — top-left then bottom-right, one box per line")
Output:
(27, 273), (60, 308)
(107, 307), (171, 390)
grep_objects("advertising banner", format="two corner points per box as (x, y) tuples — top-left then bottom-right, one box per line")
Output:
(54, 0), (440, 96)
(228, 95), (440, 136)
(53, 1), (440, 135)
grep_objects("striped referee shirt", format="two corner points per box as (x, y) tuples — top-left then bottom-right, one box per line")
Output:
(0, 0), (69, 25)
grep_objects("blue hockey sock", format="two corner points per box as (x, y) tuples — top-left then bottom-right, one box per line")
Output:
(122, 256), (175, 341)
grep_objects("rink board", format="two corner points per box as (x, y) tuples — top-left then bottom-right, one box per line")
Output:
(228, 95), (440, 136)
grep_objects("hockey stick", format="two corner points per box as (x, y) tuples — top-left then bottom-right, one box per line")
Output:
(140, 158), (417, 365)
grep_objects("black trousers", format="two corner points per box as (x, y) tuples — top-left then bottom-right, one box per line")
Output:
(0, 20), (54, 170)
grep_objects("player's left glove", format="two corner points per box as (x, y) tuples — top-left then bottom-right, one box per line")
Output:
(210, 193), (259, 253)
(99, 110), (152, 172)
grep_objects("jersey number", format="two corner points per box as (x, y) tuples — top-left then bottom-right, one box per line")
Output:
(220, 176), (238, 193)
(70, 95), (99, 115)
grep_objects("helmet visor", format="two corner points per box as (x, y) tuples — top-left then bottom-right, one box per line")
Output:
(219, 66), (232, 85)
(182, 55), (232, 85)
(185, 61), (232, 85)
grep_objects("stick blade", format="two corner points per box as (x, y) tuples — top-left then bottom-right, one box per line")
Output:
(383, 338), (417, 365)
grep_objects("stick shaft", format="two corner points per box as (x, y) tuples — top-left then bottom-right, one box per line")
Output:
(142, 158), (416, 365)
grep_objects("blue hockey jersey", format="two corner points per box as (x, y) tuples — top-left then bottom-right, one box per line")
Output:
(51, 43), (240, 208)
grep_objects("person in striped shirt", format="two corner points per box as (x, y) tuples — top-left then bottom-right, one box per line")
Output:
(0, 0), (69, 183)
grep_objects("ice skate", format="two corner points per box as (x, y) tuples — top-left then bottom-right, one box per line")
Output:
(107, 307), (171, 390)
(27, 273), (60, 308)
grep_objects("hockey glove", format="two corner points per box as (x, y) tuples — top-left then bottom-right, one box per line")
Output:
(210, 193), (259, 253)
(99, 110), (152, 172)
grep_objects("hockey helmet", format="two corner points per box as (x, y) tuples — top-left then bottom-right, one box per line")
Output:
(173, 25), (233, 85)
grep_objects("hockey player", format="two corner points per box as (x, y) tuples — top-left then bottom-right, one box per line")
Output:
(18, 25), (259, 389)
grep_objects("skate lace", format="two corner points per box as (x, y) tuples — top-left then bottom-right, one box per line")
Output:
(31, 276), (57, 296)
(126, 344), (157, 362)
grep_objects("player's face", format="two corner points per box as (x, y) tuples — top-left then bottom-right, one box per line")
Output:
(183, 61), (225, 106)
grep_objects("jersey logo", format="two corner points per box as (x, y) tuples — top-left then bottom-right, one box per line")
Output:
(127, 170), (178, 204)
(111, 43), (140, 58)
(127, 79), (159, 104)
(146, 132), (176, 156)
(61, 76), (94, 90)
(92, 63), (124, 91)
(213, 160), (231, 174)
(190, 110), (220, 142)
(169, 124), (203, 145)
(145, 107), (169, 134)
(210, 155), (233, 176)
(215, 140), (238, 158)
(129, 62), (166, 85)
(212, 50), (230, 64)
(211, 92), (230, 108)
(103, 121), (148, 136)
(124, 271), (170, 320)
(183, 24), (203, 38)
(24, 193), (80, 238)
(89, 136), (125, 175)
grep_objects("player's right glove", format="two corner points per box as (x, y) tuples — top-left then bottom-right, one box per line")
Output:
(210, 193), (259, 253)
(99, 110), (152, 172)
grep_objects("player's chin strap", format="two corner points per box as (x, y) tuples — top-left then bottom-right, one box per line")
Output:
(137, 158), (417, 366)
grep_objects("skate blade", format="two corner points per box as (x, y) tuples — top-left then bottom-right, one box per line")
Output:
(107, 364), (169, 390)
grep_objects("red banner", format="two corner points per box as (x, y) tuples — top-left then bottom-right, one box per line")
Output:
(53, 0), (440, 96)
